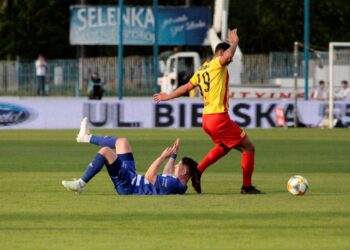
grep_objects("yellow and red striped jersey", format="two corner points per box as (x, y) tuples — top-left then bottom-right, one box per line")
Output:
(189, 57), (229, 114)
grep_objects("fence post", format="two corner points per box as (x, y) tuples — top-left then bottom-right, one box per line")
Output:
(15, 56), (20, 93)
(153, 0), (159, 93)
(75, 60), (80, 97)
(118, 0), (124, 100)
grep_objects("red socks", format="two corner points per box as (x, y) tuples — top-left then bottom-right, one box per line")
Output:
(198, 145), (229, 173)
(241, 151), (255, 187)
(198, 145), (255, 187)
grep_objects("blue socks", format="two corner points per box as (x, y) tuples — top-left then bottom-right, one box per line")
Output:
(81, 153), (106, 183)
(90, 136), (117, 148)
(80, 136), (118, 183)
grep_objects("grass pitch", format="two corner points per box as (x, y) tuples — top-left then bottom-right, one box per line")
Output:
(0, 128), (349, 250)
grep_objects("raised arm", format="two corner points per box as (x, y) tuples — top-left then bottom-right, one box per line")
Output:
(153, 82), (196, 103)
(144, 146), (176, 184)
(219, 29), (239, 66)
(162, 138), (180, 175)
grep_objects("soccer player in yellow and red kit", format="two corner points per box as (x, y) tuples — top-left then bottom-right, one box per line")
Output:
(153, 29), (264, 194)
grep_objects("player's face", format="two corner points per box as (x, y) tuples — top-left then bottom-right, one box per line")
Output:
(174, 161), (187, 176)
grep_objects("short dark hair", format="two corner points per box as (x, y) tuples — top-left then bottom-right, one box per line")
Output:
(215, 42), (231, 53)
(341, 80), (348, 85)
(319, 80), (325, 85)
(181, 157), (198, 176)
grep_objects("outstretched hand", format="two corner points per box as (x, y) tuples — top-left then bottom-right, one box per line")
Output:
(160, 147), (176, 159)
(160, 138), (180, 159)
(172, 138), (180, 153)
(227, 28), (239, 45)
(153, 92), (169, 103)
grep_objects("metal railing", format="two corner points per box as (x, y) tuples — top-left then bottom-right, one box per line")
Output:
(1, 52), (349, 97)
(0, 56), (155, 97)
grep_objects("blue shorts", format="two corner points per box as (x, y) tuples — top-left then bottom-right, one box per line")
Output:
(106, 153), (137, 195)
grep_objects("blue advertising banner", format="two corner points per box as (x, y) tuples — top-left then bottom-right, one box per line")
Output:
(70, 5), (211, 45)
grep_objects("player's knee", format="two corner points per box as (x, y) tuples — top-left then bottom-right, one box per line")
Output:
(116, 137), (129, 147)
(242, 141), (255, 152)
(99, 147), (112, 156)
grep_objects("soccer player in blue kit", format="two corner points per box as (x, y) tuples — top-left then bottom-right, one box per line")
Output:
(62, 118), (198, 195)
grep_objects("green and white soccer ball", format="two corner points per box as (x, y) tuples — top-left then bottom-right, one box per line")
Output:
(287, 175), (309, 195)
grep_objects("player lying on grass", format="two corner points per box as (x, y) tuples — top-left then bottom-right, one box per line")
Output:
(62, 118), (198, 195)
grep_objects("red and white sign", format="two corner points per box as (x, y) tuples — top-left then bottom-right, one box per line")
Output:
(228, 86), (306, 99)
(275, 107), (286, 127)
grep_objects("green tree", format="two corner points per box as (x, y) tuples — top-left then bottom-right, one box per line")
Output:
(0, 0), (350, 59)
(229, 0), (350, 53)
(0, 0), (74, 59)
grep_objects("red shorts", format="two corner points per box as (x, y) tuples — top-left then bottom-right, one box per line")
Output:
(202, 113), (247, 148)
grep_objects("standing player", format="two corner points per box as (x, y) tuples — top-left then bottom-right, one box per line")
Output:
(62, 118), (198, 195)
(153, 29), (264, 194)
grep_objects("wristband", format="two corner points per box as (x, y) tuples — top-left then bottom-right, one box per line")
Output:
(170, 153), (177, 159)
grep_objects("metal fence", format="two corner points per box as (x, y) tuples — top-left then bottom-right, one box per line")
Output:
(0, 56), (154, 97)
(1, 51), (348, 97)
(240, 52), (329, 84)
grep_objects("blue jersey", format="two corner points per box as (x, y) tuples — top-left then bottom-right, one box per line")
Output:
(130, 174), (187, 195)
(109, 155), (187, 195)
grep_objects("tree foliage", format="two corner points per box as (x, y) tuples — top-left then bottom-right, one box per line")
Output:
(230, 0), (350, 53)
(0, 0), (74, 59)
(0, 0), (349, 59)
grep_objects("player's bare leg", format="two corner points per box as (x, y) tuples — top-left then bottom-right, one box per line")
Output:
(114, 137), (133, 154)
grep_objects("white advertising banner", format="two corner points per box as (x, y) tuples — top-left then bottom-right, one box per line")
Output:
(1, 97), (349, 129)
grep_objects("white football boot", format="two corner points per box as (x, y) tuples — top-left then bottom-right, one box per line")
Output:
(62, 179), (86, 194)
(76, 117), (92, 143)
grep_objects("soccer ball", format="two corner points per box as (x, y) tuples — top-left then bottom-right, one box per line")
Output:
(287, 175), (309, 196)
